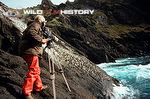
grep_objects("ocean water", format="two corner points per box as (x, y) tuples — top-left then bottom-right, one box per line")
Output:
(98, 56), (150, 99)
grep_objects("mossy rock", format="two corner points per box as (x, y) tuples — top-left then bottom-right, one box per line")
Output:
(47, 18), (62, 26)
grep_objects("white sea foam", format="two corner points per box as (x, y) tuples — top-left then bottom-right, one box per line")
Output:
(111, 84), (139, 99)
(98, 57), (150, 99)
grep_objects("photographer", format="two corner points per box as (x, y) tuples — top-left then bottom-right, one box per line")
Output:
(21, 15), (49, 99)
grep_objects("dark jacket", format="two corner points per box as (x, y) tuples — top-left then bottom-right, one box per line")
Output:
(21, 21), (43, 56)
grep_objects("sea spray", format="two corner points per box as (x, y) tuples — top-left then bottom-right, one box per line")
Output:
(98, 56), (150, 99)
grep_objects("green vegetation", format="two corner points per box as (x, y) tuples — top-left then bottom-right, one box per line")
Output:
(96, 23), (150, 39)
(47, 18), (62, 26)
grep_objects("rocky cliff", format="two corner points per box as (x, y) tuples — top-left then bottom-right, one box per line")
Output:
(0, 15), (116, 99)
(0, 0), (150, 99)
(46, 0), (150, 63)
(0, 1), (117, 99)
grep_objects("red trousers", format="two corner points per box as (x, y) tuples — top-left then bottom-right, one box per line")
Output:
(22, 55), (43, 96)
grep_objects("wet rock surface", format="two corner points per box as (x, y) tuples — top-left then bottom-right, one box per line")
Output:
(47, 0), (150, 63)
(0, 16), (21, 55)
(0, 6), (115, 99)
(0, 26), (114, 99)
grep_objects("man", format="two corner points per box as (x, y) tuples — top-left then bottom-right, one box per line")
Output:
(21, 15), (49, 99)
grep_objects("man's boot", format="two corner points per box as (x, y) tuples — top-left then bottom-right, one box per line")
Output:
(25, 95), (34, 99)
(42, 85), (48, 90)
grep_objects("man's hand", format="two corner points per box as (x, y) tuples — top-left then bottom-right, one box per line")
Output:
(42, 39), (49, 44)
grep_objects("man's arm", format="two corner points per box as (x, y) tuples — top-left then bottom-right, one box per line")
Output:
(29, 25), (49, 44)
(29, 28), (43, 43)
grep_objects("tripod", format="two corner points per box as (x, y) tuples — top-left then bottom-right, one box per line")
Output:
(46, 46), (71, 99)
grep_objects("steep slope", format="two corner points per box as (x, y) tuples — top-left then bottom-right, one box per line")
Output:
(0, 0), (150, 98)
(0, 15), (21, 55)
(0, 41), (115, 99)
(0, 2), (116, 99)
(17, 0), (150, 63)
(43, 0), (150, 63)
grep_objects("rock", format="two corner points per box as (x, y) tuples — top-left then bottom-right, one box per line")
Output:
(41, 0), (55, 9)
(116, 31), (150, 57)
(0, 0), (150, 98)
(15, 0), (150, 64)
(41, 41), (115, 99)
(0, 7), (115, 99)
(0, 40), (113, 99)
(0, 49), (26, 99)
(54, 25), (107, 63)
(0, 16), (21, 55)
(0, 2), (9, 12)
(45, 0), (150, 63)
(0, 32), (115, 99)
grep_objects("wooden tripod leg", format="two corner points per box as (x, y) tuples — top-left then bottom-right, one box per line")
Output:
(61, 72), (71, 92)
(51, 60), (56, 99)
(56, 65), (71, 92)
(48, 53), (56, 99)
